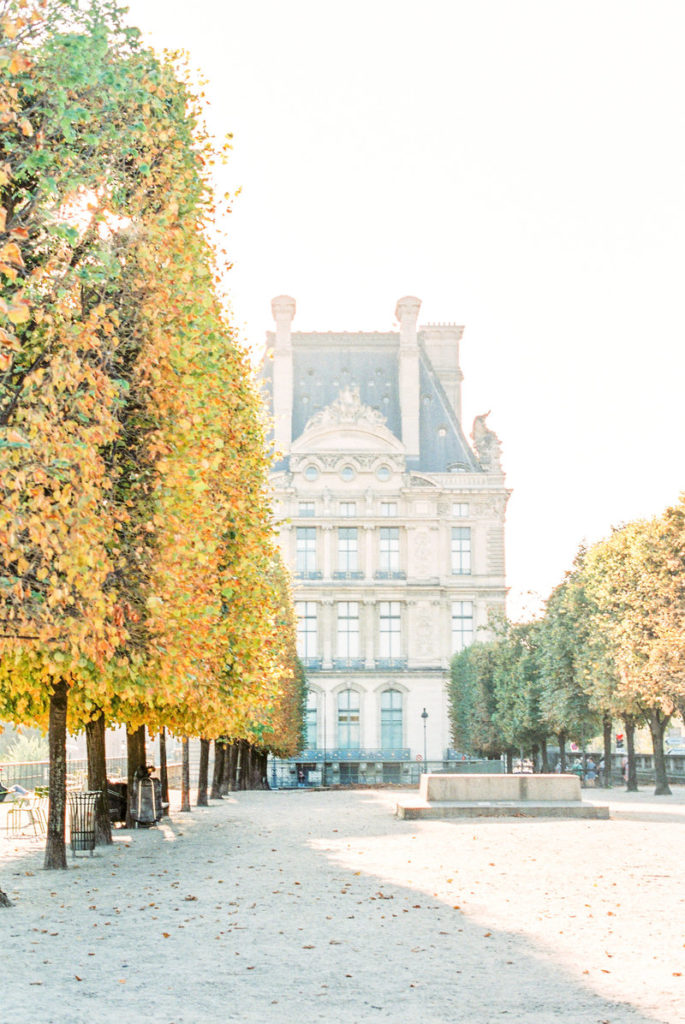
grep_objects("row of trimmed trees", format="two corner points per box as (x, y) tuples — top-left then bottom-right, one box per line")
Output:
(449, 497), (685, 795)
(0, 0), (304, 881)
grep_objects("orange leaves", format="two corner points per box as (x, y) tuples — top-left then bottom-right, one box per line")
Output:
(0, 241), (24, 267)
(7, 301), (30, 324)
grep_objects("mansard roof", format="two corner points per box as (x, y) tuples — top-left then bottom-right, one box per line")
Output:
(262, 329), (482, 474)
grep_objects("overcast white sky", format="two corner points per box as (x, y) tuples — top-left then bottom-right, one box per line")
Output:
(124, 0), (685, 619)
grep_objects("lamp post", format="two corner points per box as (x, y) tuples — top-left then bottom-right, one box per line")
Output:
(421, 707), (428, 774)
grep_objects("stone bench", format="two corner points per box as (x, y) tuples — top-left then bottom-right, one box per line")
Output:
(396, 773), (609, 820)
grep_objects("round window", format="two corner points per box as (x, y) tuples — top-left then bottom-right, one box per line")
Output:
(376, 465), (391, 481)
(340, 466), (356, 482)
(303, 465), (319, 481)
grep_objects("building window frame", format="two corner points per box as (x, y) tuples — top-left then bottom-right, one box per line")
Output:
(296, 601), (318, 661)
(380, 688), (403, 749)
(379, 527), (400, 573)
(305, 689), (318, 748)
(296, 526), (317, 574)
(337, 688), (360, 749)
(338, 527), (359, 573)
(379, 601), (401, 659)
(337, 601), (360, 659)
(451, 600), (474, 653)
(451, 526), (471, 575)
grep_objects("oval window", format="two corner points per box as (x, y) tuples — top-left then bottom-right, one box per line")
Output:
(340, 466), (356, 482)
(304, 465), (319, 481)
(376, 466), (391, 481)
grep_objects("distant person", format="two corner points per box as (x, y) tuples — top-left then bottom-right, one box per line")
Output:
(586, 758), (597, 786)
(598, 757), (606, 786)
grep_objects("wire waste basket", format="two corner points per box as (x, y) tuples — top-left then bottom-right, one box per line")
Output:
(68, 790), (100, 856)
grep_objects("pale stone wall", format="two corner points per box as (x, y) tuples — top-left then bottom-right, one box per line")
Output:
(266, 296), (509, 764)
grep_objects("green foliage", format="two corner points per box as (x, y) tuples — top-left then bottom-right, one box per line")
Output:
(449, 642), (504, 757)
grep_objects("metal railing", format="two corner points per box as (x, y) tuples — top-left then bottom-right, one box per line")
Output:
(0, 757), (128, 791)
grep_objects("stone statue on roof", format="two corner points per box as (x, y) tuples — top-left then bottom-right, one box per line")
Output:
(472, 411), (502, 471)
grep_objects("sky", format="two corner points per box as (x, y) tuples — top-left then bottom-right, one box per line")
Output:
(124, 0), (685, 619)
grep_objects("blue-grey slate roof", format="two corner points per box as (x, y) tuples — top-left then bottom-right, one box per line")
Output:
(262, 331), (481, 474)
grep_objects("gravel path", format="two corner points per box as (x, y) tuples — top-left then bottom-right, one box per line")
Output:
(1, 786), (684, 1023)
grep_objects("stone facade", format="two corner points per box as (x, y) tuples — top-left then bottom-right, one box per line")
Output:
(261, 296), (509, 782)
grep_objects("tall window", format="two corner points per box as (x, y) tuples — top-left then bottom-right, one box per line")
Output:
(339, 502), (356, 517)
(380, 689), (403, 749)
(305, 690), (318, 748)
(338, 527), (358, 572)
(296, 601), (317, 661)
(380, 501), (397, 517)
(452, 601), (474, 652)
(337, 689), (360, 749)
(451, 526), (471, 575)
(337, 602), (359, 659)
(379, 527), (400, 572)
(296, 527), (317, 574)
(379, 601), (401, 659)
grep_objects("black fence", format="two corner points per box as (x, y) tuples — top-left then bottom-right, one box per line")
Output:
(268, 758), (503, 789)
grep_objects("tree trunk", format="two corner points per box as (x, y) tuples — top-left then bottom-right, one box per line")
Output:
(180, 738), (191, 812)
(0, 887), (12, 908)
(197, 738), (210, 806)
(158, 728), (169, 814)
(624, 714), (638, 792)
(44, 677), (68, 870)
(125, 724), (146, 828)
(603, 712), (612, 787)
(258, 750), (270, 789)
(85, 712), (112, 845)
(647, 709), (672, 796)
(540, 737), (550, 773)
(248, 745), (262, 789)
(558, 731), (567, 772)
(210, 740), (225, 799)
(222, 741), (237, 794)
(504, 748), (513, 773)
(531, 743), (540, 773)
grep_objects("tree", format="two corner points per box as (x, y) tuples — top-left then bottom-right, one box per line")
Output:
(584, 510), (685, 795)
(449, 642), (505, 761)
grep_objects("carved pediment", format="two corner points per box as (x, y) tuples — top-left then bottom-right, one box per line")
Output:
(293, 386), (404, 454)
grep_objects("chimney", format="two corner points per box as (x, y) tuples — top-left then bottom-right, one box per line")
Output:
(271, 295), (296, 453)
(420, 324), (465, 422)
(396, 296), (421, 458)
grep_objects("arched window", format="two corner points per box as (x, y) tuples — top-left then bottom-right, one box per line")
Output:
(337, 689), (360, 749)
(380, 689), (403, 750)
(305, 690), (318, 749)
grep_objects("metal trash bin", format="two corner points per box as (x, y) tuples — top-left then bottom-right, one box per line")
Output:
(68, 790), (100, 856)
(131, 775), (162, 827)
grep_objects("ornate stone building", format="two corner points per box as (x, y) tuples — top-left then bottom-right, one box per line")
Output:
(262, 295), (509, 783)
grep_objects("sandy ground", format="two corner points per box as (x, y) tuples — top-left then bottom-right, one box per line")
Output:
(1, 785), (684, 1024)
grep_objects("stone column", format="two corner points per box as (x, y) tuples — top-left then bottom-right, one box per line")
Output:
(396, 296), (421, 459)
(271, 295), (296, 454)
(321, 598), (334, 670)
(364, 599), (375, 669)
(322, 524), (333, 580)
